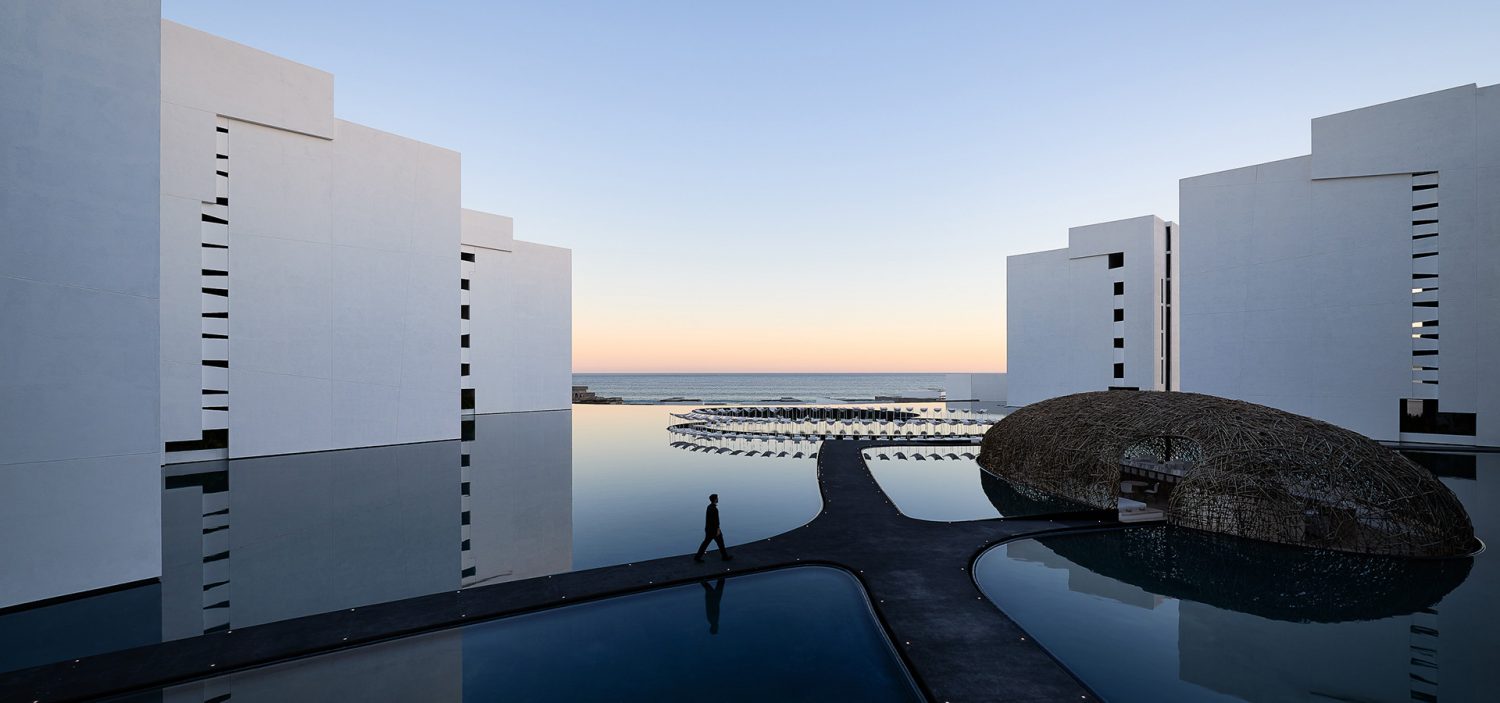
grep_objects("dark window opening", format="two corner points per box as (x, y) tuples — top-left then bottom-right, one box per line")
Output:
(202, 359), (229, 368)
(1107, 386), (1139, 391)
(1412, 183), (1439, 191)
(1412, 273), (1438, 280)
(1405, 451), (1475, 479)
(202, 287), (228, 297)
(461, 363), (470, 376)
(461, 388), (475, 411)
(202, 269), (229, 277)
(1412, 219), (1439, 226)
(203, 406), (228, 411)
(461, 334), (470, 348)
(1113, 337), (1125, 348)
(201, 214), (228, 225)
(460, 252), (475, 262)
(461, 304), (470, 320)
(202, 243), (228, 250)
(1400, 399), (1476, 436)
(202, 333), (228, 339)
(1413, 349), (1439, 357)
(460, 279), (470, 290)
(216, 197), (229, 206)
(1108, 252), (1124, 269)
(1412, 232), (1439, 240)
(1113, 281), (1124, 295)
(1113, 362), (1125, 378)
(1412, 202), (1438, 211)
(1113, 308), (1125, 322)
(461, 419), (475, 441)
(202, 389), (228, 395)
(215, 170), (228, 178)
(461, 538), (471, 549)
(1412, 251), (1438, 259)
(461, 566), (477, 578)
(203, 311), (228, 319)
(461, 512), (470, 526)
(1413, 301), (1438, 307)
(165, 428), (229, 453)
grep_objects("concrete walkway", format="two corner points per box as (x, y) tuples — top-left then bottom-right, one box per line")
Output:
(1, 440), (1115, 703)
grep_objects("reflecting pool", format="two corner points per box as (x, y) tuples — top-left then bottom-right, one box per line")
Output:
(0, 405), (830, 675)
(118, 567), (920, 703)
(867, 448), (1094, 522)
(571, 404), (820, 569)
(865, 450), (1003, 521)
(974, 450), (1499, 703)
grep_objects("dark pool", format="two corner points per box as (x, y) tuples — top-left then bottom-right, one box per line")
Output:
(974, 450), (1499, 702)
(118, 566), (920, 703)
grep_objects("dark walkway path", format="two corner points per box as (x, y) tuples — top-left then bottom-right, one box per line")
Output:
(2, 441), (1114, 703)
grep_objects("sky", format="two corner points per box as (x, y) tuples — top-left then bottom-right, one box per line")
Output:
(162, 1), (1500, 373)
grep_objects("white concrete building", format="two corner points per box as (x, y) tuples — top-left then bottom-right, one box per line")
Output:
(944, 373), (1008, 404)
(2, 4), (572, 609)
(461, 210), (573, 416)
(1, 0), (164, 610)
(159, 21), (572, 463)
(1006, 215), (1179, 407)
(1179, 84), (1499, 447)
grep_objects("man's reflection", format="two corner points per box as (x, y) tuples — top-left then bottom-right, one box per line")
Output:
(700, 577), (726, 635)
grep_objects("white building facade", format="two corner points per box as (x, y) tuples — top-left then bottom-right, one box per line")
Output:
(1006, 215), (1179, 407)
(159, 21), (572, 464)
(1, 5), (572, 609)
(1, 0), (164, 609)
(1179, 84), (1499, 447)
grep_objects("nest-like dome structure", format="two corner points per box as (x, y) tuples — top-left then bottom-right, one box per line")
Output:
(978, 391), (1477, 557)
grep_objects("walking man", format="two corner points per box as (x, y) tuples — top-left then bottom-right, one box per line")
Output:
(694, 493), (733, 562)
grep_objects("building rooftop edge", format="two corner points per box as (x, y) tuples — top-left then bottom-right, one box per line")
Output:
(162, 19), (334, 80)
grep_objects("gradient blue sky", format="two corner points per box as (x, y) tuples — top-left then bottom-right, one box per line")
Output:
(162, 1), (1500, 373)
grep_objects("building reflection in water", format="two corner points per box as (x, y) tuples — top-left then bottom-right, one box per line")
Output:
(991, 450), (1490, 703)
(1175, 451), (1490, 703)
(160, 410), (572, 641)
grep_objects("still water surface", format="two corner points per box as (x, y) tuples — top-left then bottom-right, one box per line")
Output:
(118, 567), (921, 703)
(0, 405), (824, 674)
(973, 451), (1498, 702)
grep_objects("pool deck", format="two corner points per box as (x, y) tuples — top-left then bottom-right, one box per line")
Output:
(1, 440), (1113, 703)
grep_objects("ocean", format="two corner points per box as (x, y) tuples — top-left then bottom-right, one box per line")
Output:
(571, 373), (949, 405)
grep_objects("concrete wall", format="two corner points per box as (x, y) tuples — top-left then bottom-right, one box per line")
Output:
(944, 373), (1007, 403)
(160, 22), (461, 459)
(0, 0), (163, 608)
(1180, 84), (1499, 445)
(463, 211), (572, 415)
(1007, 216), (1175, 406)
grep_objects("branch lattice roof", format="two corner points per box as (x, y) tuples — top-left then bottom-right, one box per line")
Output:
(978, 391), (1477, 557)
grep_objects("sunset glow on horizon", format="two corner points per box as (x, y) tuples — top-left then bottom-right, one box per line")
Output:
(572, 305), (1007, 374)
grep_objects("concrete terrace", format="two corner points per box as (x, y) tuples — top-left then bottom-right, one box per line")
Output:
(0, 440), (1117, 703)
